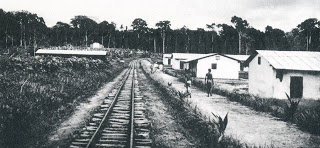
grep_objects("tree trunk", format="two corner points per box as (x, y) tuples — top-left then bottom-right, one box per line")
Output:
(24, 29), (26, 49)
(211, 33), (214, 52)
(5, 29), (8, 49)
(306, 35), (309, 51)
(85, 31), (88, 47)
(101, 33), (104, 46)
(162, 31), (165, 53)
(108, 34), (111, 48)
(20, 22), (23, 47)
(33, 30), (37, 56)
(175, 35), (178, 53)
(11, 33), (14, 47)
(153, 38), (156, 53)
(238, 33), (241, 54)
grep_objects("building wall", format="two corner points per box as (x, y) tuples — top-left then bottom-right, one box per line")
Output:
(272, 71), (320, 99)
(196, 55), (240, 79)
(249, 54), (320, 99)
(172, 59), (185, 69)
(163, 57), (169, 65)
(183, 62), (189, 69)
(248, 55), (275, 98)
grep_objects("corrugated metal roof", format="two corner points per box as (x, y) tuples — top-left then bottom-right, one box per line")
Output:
(257, 50), (320, 71)
(36, 49), (107, 56)
(172, 53), (213, 60)
(225, 54), (250, 62)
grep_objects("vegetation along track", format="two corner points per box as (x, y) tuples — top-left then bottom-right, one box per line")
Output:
(70, 60), (151, 148)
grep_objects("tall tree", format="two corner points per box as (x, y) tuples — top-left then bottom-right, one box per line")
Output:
(156, 20), (171, 53)
(206, 23), (217, 52)
(231, 16), (249, 54)
(98, 21), (109, 46)
(297, 18), (319, 51)
(52, 22), (71, 46)
(131, 18), (148, 49)
(71, 15), (97, 46)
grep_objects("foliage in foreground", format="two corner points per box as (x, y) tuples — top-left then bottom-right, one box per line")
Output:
(0, 55), (127, 147)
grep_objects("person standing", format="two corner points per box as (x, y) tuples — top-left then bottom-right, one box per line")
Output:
(205, 69), (213, 97)
(184, 69), (192, 98)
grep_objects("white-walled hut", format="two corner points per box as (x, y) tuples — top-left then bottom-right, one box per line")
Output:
(171, 53), (212, 70)
(184, 54), (244, 79)
(225, 54), (250, 71)
(162, 53), (172, 65)
(90, 42), (104, 49)
(35, 49), (108, 59)
(245, 50), (320, 99)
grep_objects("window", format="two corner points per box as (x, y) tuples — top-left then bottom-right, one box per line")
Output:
(211, 63), (217, 69)
(216, 56), (220, 60)
(258, 57), (261, 65)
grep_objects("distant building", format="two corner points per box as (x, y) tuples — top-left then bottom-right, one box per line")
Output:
(90, 42), (104, 49)
(35, 49), (107, 59)
(225, 54), (250, 71)
(163, 54), (172, 65)
(245, 50), (320, 99)
(184, 54), (244, 79)
(170, 53), (212, 70)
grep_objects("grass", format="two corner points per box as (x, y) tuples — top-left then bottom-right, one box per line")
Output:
(164, 68), (320, 135)
(0, 55), (128, 147)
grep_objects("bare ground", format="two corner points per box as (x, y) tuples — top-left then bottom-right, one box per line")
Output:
(137, 65), (198, 148)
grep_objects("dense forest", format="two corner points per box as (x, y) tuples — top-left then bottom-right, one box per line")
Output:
(0, 9), (320, 55)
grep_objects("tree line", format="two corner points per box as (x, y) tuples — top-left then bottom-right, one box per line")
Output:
(0, 9), (320, 55)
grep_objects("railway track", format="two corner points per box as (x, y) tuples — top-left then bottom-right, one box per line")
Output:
(70, 61), (151, 148)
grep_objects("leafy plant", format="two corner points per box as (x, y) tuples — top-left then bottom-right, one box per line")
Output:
(211, 112), (229, 143)
(285, 93), (301, 120)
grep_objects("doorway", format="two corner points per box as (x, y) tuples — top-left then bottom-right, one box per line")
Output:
(168, 59), (171, 65)
(290, 76), (303, 98)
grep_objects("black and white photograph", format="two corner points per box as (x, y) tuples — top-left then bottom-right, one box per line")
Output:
(0, 0), (320, 147)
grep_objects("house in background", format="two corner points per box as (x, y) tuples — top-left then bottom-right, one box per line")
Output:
(90, 42), (104, 49)
(245, 50), (320, 99)
(163, 53), (172, 65)
(171, 53), (212, 70)
(184, 54), (243, 79)
(35, 49), (107, 59)
(225, 54), (250, 71)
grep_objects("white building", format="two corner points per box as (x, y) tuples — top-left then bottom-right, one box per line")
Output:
(185, 54), (243, 79)
(246, 50), (320, 99)
(171, 53), (212, 70)
(90, 42), (104, 49)
(225, 54), (250, 71)
(163, 54), (172, 65)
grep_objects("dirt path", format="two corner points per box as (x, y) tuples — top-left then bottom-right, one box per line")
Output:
(141, 60), (320, 148)
(137, 65), (198, 147)
(47, 69), (128, 147)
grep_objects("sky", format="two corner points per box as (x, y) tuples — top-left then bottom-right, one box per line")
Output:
(1, 0), (320, 32)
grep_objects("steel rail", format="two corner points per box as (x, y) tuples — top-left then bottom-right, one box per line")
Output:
(85, 66), (133, 148)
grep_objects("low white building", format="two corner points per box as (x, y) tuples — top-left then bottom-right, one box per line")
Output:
(185, 54), (242, 79)
(163, 54), (172, 65)
(171, 53), (212, 70)
(225, 54), (250, 71)
(246, 50), (320, 99)
(90, 42), (104, 49)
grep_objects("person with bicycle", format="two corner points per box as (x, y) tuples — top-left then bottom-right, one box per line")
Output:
(205, 69), (213, 97)
(184, 69), (192, 98)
